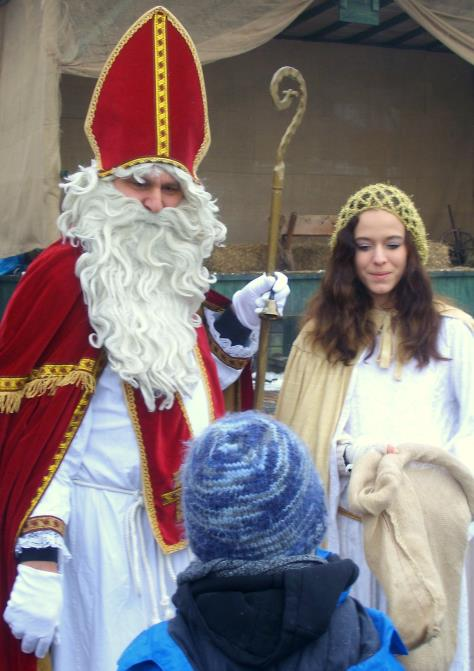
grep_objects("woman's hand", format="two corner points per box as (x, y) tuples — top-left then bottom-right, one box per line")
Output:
(344, 440), (399, 468)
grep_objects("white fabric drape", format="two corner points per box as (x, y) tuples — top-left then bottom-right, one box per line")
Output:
(0, 0), (62, 256)
(395, 0), (474, 65)
(1, 0), (472, 256)
(59, 0), (315, 75)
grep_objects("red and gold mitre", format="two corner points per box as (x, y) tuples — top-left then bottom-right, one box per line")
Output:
(84, 6), (210, 179)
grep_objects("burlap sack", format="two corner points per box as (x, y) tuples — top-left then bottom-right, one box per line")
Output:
(348, 445), (474, 671)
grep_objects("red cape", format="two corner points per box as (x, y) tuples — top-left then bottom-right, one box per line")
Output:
(0, 240), (253, 670)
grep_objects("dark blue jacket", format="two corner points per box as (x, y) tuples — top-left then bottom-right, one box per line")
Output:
(118, 554), (407, 671)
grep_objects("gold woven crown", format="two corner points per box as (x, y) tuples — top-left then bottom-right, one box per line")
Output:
(330, 183), (429, 264)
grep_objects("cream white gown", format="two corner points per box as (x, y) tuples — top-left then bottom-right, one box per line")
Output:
(326, 315), (474, 671)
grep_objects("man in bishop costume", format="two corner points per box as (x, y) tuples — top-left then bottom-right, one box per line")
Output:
(0, 7), (289, 671)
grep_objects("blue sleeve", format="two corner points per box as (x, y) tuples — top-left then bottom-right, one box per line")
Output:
(117, 621), (194, 671)
(366, 608), (407, 656)
(348, 608), (408, 670)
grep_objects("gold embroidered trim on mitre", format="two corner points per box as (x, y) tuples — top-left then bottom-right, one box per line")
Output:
(98, 156), (191, 178)
(84, 9), (155, 170)
(0, 358), (98, 414)
(21, 515), (66, 537)
(85, 7), (209, 181)
(154, 12), (169, 158)
(164, 9), (210, 174)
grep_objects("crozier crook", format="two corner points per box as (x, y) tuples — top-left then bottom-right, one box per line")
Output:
(254, 67), (307, 410)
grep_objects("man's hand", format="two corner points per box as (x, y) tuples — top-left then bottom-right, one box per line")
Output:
(231, 272), (290, 330)
(3, 564), (62, 658)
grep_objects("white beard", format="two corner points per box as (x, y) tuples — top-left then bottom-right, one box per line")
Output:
(58, 174), (226, 410)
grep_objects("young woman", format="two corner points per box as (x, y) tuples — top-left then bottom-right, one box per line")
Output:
(276, 183), (474, 671)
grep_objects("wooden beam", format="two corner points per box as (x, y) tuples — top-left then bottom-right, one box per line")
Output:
(384, 26), (424, 46)
(341, 11), (410, 43)
(424, 40), (449, 51)
(305, 19), (346, 40)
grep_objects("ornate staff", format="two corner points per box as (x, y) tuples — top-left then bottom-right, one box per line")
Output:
(254, 66), (307, 410)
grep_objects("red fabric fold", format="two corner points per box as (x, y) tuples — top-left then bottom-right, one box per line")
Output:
(0, 240), (253, 669)
(0, 240), (101, 671)
(129, 325), (225, 551)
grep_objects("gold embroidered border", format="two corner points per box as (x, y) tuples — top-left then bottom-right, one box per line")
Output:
(202, 299), (225, 313)
(123, 346), (215, 553)
(164, 10), (211, 174)
(85, 6), (209, 179)
(208, 338), (250, 371)
(17, 356), (104, 539)
(161, 472), (182, 521)
(0, 358), (97, 414)
(21, 515), (66, 537)
(194, 345), (216, 422)
(175, 393), (193, 436)
(154, 12), (169, 158)
(84, 8), (161, 169)
(201, 305), (250, 370)
(124, 384), (187, 555)
(98, 156), (190, 178)
(337, 505), (362, 523)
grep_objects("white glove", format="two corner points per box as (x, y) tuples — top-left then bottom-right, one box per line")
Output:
(3, 564), (62, 658)
(232, 272), (290, 330)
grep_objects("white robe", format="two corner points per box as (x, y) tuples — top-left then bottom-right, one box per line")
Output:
(28, 348), (245, 671)
(326, 315), (474, 671)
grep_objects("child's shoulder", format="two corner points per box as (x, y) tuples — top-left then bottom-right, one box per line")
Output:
(117, 620), (194, 671)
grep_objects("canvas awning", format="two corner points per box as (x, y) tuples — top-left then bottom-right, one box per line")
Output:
(0, 0), (472, 256)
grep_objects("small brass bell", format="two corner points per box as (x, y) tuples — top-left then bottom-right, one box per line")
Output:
(259, 292), (281, 320)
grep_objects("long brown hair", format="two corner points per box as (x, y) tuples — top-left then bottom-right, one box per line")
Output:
(304, 216), (444, 366)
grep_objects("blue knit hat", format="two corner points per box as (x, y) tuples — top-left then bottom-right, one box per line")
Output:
(181, 411), (327, 561)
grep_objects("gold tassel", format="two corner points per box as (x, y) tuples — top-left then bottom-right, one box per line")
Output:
(24, 371), (96, 399)
(0, 391), (22, 413)
(0, 371), (96, 414)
